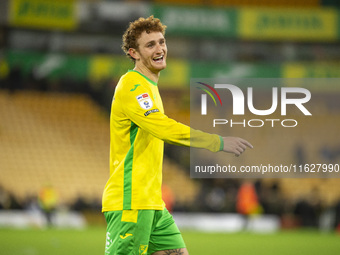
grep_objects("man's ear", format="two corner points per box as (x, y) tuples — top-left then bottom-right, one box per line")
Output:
(128, 48), (139, 61)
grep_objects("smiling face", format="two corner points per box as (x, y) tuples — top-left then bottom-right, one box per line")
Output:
(129, 31), (167, 75)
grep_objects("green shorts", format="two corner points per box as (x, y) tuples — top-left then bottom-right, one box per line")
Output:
(104, 208), (186, 255)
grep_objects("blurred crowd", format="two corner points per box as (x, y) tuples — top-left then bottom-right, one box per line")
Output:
(2, 176), (340, 231)
(0, 184), (101, 215)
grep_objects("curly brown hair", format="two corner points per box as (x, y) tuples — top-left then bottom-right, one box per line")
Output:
(122, 15), (167, 62)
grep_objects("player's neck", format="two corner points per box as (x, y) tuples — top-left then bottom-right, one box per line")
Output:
(133, 66), (160, 84)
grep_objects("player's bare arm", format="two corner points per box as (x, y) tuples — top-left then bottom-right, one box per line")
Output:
(222, 136), (253, 157)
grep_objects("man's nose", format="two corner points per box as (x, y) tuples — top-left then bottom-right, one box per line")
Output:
(155, 43), (163, 53)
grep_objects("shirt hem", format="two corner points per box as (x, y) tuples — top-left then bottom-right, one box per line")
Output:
(102, 204), (165, 212)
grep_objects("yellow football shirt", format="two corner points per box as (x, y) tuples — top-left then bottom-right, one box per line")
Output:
(102, 70), (223, 212)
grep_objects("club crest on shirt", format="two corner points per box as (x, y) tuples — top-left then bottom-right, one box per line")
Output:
(136, 93), (153, 110)
(139, 245), (148, 255)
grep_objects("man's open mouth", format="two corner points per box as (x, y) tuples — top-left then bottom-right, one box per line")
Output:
(153, 55), (164, 63)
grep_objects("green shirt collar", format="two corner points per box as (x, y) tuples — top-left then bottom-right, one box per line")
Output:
(128, 70), (157, 86)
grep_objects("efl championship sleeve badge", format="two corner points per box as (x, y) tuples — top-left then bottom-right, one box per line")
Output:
(136, 93), (153, 110)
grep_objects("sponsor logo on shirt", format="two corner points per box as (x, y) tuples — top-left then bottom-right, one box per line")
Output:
(105, 232), (113, 253)
(144, 109), (159, 116)
(130, 84), (140, 91)
(136, 93), (153, 110)
(119, 233), (133, 239)
(139, 245), (148, 255)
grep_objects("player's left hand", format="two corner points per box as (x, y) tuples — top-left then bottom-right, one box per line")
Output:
(222, 137), (253, 157)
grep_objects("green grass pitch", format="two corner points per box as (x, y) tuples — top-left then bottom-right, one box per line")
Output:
(1, 227), (339, 255)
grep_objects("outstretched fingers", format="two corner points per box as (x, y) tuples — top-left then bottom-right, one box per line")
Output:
(240, 138), (253, 149)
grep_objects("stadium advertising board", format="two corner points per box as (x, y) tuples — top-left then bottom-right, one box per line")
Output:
(151, 5), (237, 37)
(190, 78), (340, 178)
(152, 5), (340, 41)
(283, 62), (340, 81)
(5, 50), (88, 81)
(239, 8), (338, 41)
(9, 0), (77, 31)
(190, 62), (281, 79)
(5, 50), (190, 88)
(5, 50), (340, 88)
